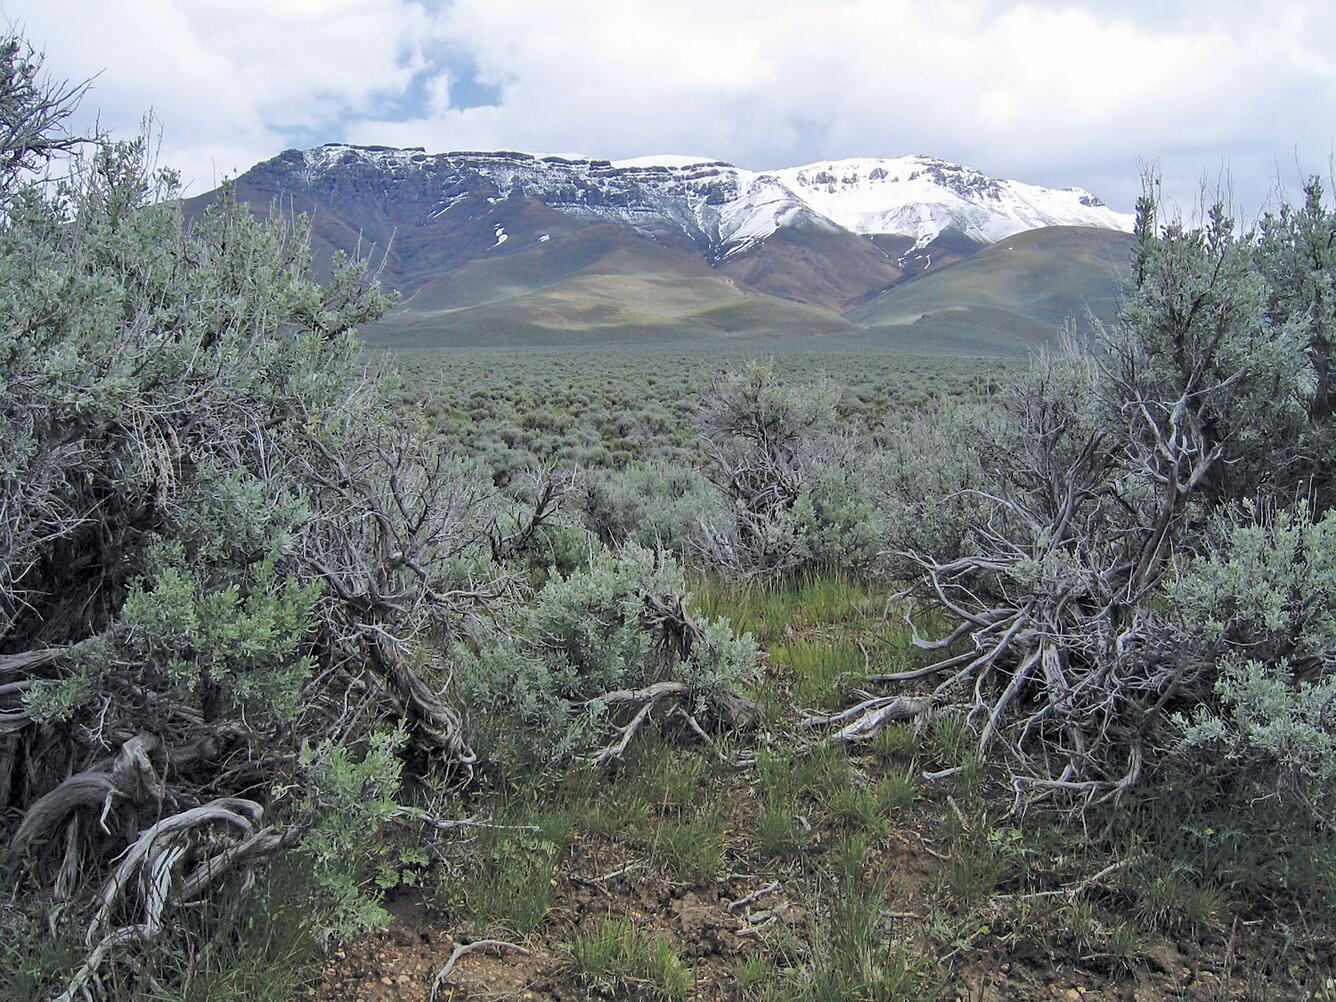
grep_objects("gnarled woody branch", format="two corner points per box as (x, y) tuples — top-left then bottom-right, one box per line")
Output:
(10, 733), (161, 858)
(582, 680), (761, 766)
(810, 336), (1233, 809)
(47, 798), (277, 1002)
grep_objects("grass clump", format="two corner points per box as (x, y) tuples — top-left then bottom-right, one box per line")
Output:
(869, 722), (919, 760)
(652, 813), (727, 881)
(927, 714), (974, 767)
(774, 639), (863, 710)
(876, 769), (919, 811)
(756, 745), (851, 806)
(759, 837), (925, 1001)
(433, 818), (565, 936)
(755, 803), (811, 859)
(829, 786), (888, 838)
(1129, 860), (1225, 936)
(568, 917), (693, 999)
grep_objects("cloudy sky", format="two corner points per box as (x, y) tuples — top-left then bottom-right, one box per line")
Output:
(5, 0), (1335, 214)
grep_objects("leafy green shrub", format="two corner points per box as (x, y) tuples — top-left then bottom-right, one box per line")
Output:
(1169, 503), (1336, 827)
(694, 361), (877, 577)
(455, 543), (760, 764)
(0, 36), (516, 995)
(293, 729), (407, 942)
(582, 462), (717, 554)
(834, 180), (1336, 816)
(792, 467), (881, 573)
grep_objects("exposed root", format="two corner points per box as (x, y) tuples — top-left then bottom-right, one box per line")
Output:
(735, 900), (791, 937)
(429, 938), (531, 1002)
(368, 633), (476, 770)
(992, 856), (1138, 904)
(48, 798), (279, 1002)
(11, 733), (162, 858)
(727, 880), (780, 912)
(571, 861), (643, 896)
(584, 702), (656, 767)
(800, 694), (935, 742)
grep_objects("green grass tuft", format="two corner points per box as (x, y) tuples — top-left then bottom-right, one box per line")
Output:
(754, 803), (811, 858)
(568, 917), (693, 999)
(774, 639), (864, 710)
(876, 769), (919, 811)
(652, 813), (727, 881)
(869, 722), (919, 760)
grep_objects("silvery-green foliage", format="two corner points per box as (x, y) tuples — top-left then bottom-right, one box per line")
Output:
(1169, 502), (1336, 666)
(455, 543), (758, 763)
(844, 181), (1336, 805)
(0, 40), (511, 981)
(114, 541), (322, 723)
(1255, 177), (1336, 504)
(1171, 504), (1336, 825)
(1179, 657), (1336, 824)
(792, 465), (880, 572)
(865, 397), (989, 572)
(677, 615), (759, 708)
(581, 462), (718, 554)
(1107, 202), (1312, 501)
(695, 360), (877, 576)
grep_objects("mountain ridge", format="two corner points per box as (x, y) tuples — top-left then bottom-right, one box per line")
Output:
(188, 145), (1138, 353)
(289, 144), (1134, 254)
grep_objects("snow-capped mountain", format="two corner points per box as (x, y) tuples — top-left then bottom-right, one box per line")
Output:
(290, 145), (1130, 261)
(294, 145), (842, 263)
(191, 144), (1136, 342)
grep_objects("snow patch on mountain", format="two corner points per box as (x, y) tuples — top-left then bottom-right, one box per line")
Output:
(774, 156), (1134, 245)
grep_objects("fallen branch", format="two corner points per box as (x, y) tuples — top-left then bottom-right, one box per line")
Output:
(727, 880), (780, 912)
(581, 681), (760, 765)
(573, 861), (642, 886)
(991, 856), (1137, 904)
(801, 695), (935, 742)
(429, 939), (531, 1001)
(735, 900), (791, 936)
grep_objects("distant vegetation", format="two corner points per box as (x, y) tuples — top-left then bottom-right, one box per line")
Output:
(2, 29), (1334, 1002)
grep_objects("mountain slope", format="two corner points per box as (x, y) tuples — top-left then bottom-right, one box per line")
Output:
(716, 222), (906, 311)
(850, 226), (1137, 353)
(188, 146), (1135, 350)
(375, 237), (858, 348)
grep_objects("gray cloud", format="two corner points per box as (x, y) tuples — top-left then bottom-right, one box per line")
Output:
(7, 0), (1335, 214)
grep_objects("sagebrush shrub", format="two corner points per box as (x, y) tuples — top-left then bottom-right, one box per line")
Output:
(455, 543), (759, 763)
(1171, 503), (1336, 827)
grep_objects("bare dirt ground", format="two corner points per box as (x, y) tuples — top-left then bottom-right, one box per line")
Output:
(302, 792), (1303, 1002)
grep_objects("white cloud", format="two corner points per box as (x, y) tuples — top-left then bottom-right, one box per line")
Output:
(7, 0), (1336, 211)
(9, 0), (430, 190)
